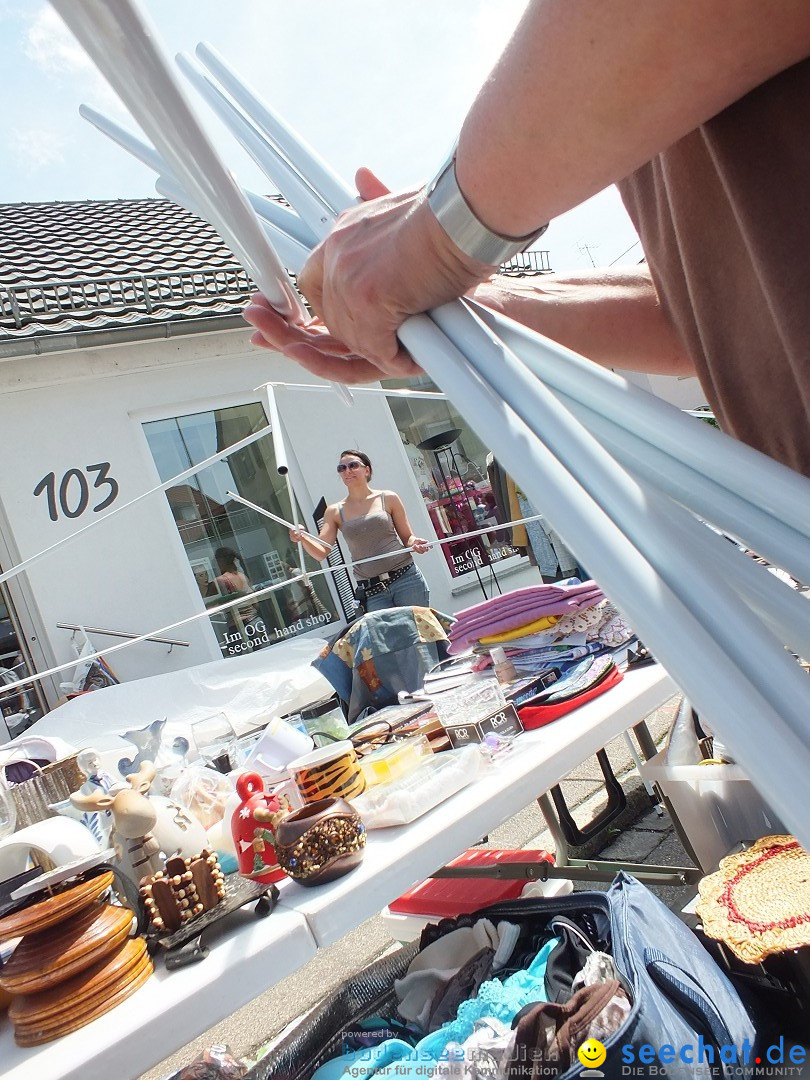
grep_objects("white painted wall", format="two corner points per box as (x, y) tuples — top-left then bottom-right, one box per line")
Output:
(0, 327), (540, 703)
(616, 370), (709, 411)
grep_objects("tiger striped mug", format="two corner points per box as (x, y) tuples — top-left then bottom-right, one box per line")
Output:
(288, 741), (366, 804)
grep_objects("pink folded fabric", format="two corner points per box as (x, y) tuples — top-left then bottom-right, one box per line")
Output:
(448, 585), (604, 653)
(452, 581), (599, 622)
(452, 591), (603, 638)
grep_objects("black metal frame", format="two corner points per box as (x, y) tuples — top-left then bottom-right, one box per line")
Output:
(313, 497), (356, 622)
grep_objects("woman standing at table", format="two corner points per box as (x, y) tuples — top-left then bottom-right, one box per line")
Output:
(290, 449), (431, 612)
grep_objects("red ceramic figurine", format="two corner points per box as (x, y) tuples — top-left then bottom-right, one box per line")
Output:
(231, 772), (286, 884)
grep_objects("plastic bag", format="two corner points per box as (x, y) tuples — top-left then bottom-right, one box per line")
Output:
(352, 746), (486, 828)
(170, 766), (234, 831)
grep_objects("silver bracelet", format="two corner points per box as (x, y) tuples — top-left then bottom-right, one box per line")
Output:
(426, 148), (548, 266)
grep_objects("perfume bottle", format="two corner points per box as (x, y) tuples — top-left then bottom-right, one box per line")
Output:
(491, 646), (518, 686)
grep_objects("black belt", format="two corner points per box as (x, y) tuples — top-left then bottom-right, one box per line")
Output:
(358, 562), (413, 598)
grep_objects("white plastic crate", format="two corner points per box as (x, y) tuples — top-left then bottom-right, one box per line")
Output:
(640, 749), (786, 873)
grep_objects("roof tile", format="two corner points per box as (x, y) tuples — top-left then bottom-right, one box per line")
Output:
(0, 196), (263, 339)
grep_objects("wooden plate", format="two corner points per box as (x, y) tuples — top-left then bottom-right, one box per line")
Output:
(10, 937), (152, 1044)
(0, 904), (134, 995)
(10, 850), (115, 901)
(0, 872), (114, 942)
(12, 946), (153, 1046)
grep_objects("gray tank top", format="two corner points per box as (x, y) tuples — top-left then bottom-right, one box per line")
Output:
(339, 492), (413, 579)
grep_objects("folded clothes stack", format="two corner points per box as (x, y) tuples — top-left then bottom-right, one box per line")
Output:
(447, 580), (605, 655)
(448, 581), (634, 676)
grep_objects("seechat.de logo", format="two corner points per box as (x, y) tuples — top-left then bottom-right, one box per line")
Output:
(578, 1038), (607, 1076)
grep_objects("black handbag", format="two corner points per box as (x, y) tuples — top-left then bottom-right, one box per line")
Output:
(245, 944), (417, 1080)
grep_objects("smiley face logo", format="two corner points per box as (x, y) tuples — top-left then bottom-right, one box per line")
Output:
(577, 1039), (607, 1069)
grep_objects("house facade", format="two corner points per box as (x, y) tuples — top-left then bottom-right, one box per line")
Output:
(0, 198), (707, 730)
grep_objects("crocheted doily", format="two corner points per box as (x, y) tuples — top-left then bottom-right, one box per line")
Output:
(697, 834), (810, 963)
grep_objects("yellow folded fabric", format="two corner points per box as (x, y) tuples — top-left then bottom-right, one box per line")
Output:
(479, 614), (559, 644)
(506, 476), (527, 548)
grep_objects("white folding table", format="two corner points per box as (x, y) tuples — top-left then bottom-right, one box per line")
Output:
(0, 905), (316, 1080)
(273, 663), (677, 947)
(0, 663), (677, 1080)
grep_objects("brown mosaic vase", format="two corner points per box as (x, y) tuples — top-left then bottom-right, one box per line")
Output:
(273, 797), (366, 887)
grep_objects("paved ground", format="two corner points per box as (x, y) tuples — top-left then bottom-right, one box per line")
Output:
(143, 694), (694, 1080)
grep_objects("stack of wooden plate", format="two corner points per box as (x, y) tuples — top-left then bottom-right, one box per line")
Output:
(0, 871), (152, 1046)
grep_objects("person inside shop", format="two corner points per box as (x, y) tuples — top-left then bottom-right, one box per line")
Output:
(206, 546), (262, 634)
(244, 1), (810, 481)
(289, 450), (431, 612)
(193, 565), (211, 598)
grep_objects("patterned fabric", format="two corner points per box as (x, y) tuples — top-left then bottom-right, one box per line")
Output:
(553, 601), (610, 639)
(314, 607), (454, 722)
(517, 493), (578, 578)
(597, 609), (634, 648)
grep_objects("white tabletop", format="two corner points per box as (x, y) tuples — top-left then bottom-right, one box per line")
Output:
(0, 663), (674, 1079)
(0, 905), (316, 1080)
(275, 664), (676, 946)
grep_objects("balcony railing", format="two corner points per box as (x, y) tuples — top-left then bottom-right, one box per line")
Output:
(1, 252), (551, 333)
(500, 250), (552, 274)
(0, 265), (253, 329)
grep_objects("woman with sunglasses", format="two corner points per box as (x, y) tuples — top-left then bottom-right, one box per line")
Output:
(289, 450), (431, 612)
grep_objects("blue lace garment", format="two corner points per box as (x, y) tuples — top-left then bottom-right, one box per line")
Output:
(373, 937), (559, 1079)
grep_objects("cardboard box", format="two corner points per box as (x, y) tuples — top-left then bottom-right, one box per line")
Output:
(444, 701), (524, 748)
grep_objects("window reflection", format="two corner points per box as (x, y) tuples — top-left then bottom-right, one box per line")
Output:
(382, 377), (523, 579)
(143, 404), (337, 657)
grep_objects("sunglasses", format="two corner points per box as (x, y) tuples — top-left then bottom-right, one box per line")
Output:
(336, 461), (365, 473)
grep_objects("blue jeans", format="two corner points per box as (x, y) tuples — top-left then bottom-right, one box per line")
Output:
(364, 563), (430, 612)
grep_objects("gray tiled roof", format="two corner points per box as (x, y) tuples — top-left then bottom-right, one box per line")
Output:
(0, 196), (551, 346)
(0, 197), (257, 341)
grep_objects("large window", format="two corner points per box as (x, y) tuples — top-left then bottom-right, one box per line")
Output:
(383, 376), (523, 579)
(144, 403), (337, 658)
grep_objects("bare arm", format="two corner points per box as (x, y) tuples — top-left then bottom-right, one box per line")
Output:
(472, 267), (694, 376)
(247, 0), (810, 378)
(457, 0), (810, 237)
(289, 506), (338, 562)
(386, 492), (430, 555)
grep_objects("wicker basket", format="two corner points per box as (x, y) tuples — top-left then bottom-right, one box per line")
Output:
(6, 754), (82, 829)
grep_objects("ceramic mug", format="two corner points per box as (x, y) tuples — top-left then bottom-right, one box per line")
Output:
(288, 741), (366, 805)
(273, 797), (366, 886)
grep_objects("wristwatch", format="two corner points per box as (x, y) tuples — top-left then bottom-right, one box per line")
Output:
(426, 148), (548, 266)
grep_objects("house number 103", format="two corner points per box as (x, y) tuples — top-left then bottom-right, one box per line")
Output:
(33, 463), (120, 521)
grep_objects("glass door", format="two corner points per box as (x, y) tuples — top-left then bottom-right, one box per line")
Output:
(382, 376), (525, 579)
(143, 402), (338, 659)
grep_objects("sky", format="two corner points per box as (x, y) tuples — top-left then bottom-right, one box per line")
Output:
(0, 0), (641, 273)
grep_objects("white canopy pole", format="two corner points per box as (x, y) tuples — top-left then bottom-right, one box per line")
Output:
(52, 0), (305, 322)
(176, 51), (335, 240)
(79, 103), (318, 251)
(473, 302), (810, 544)
(195, 41), (354, 217)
